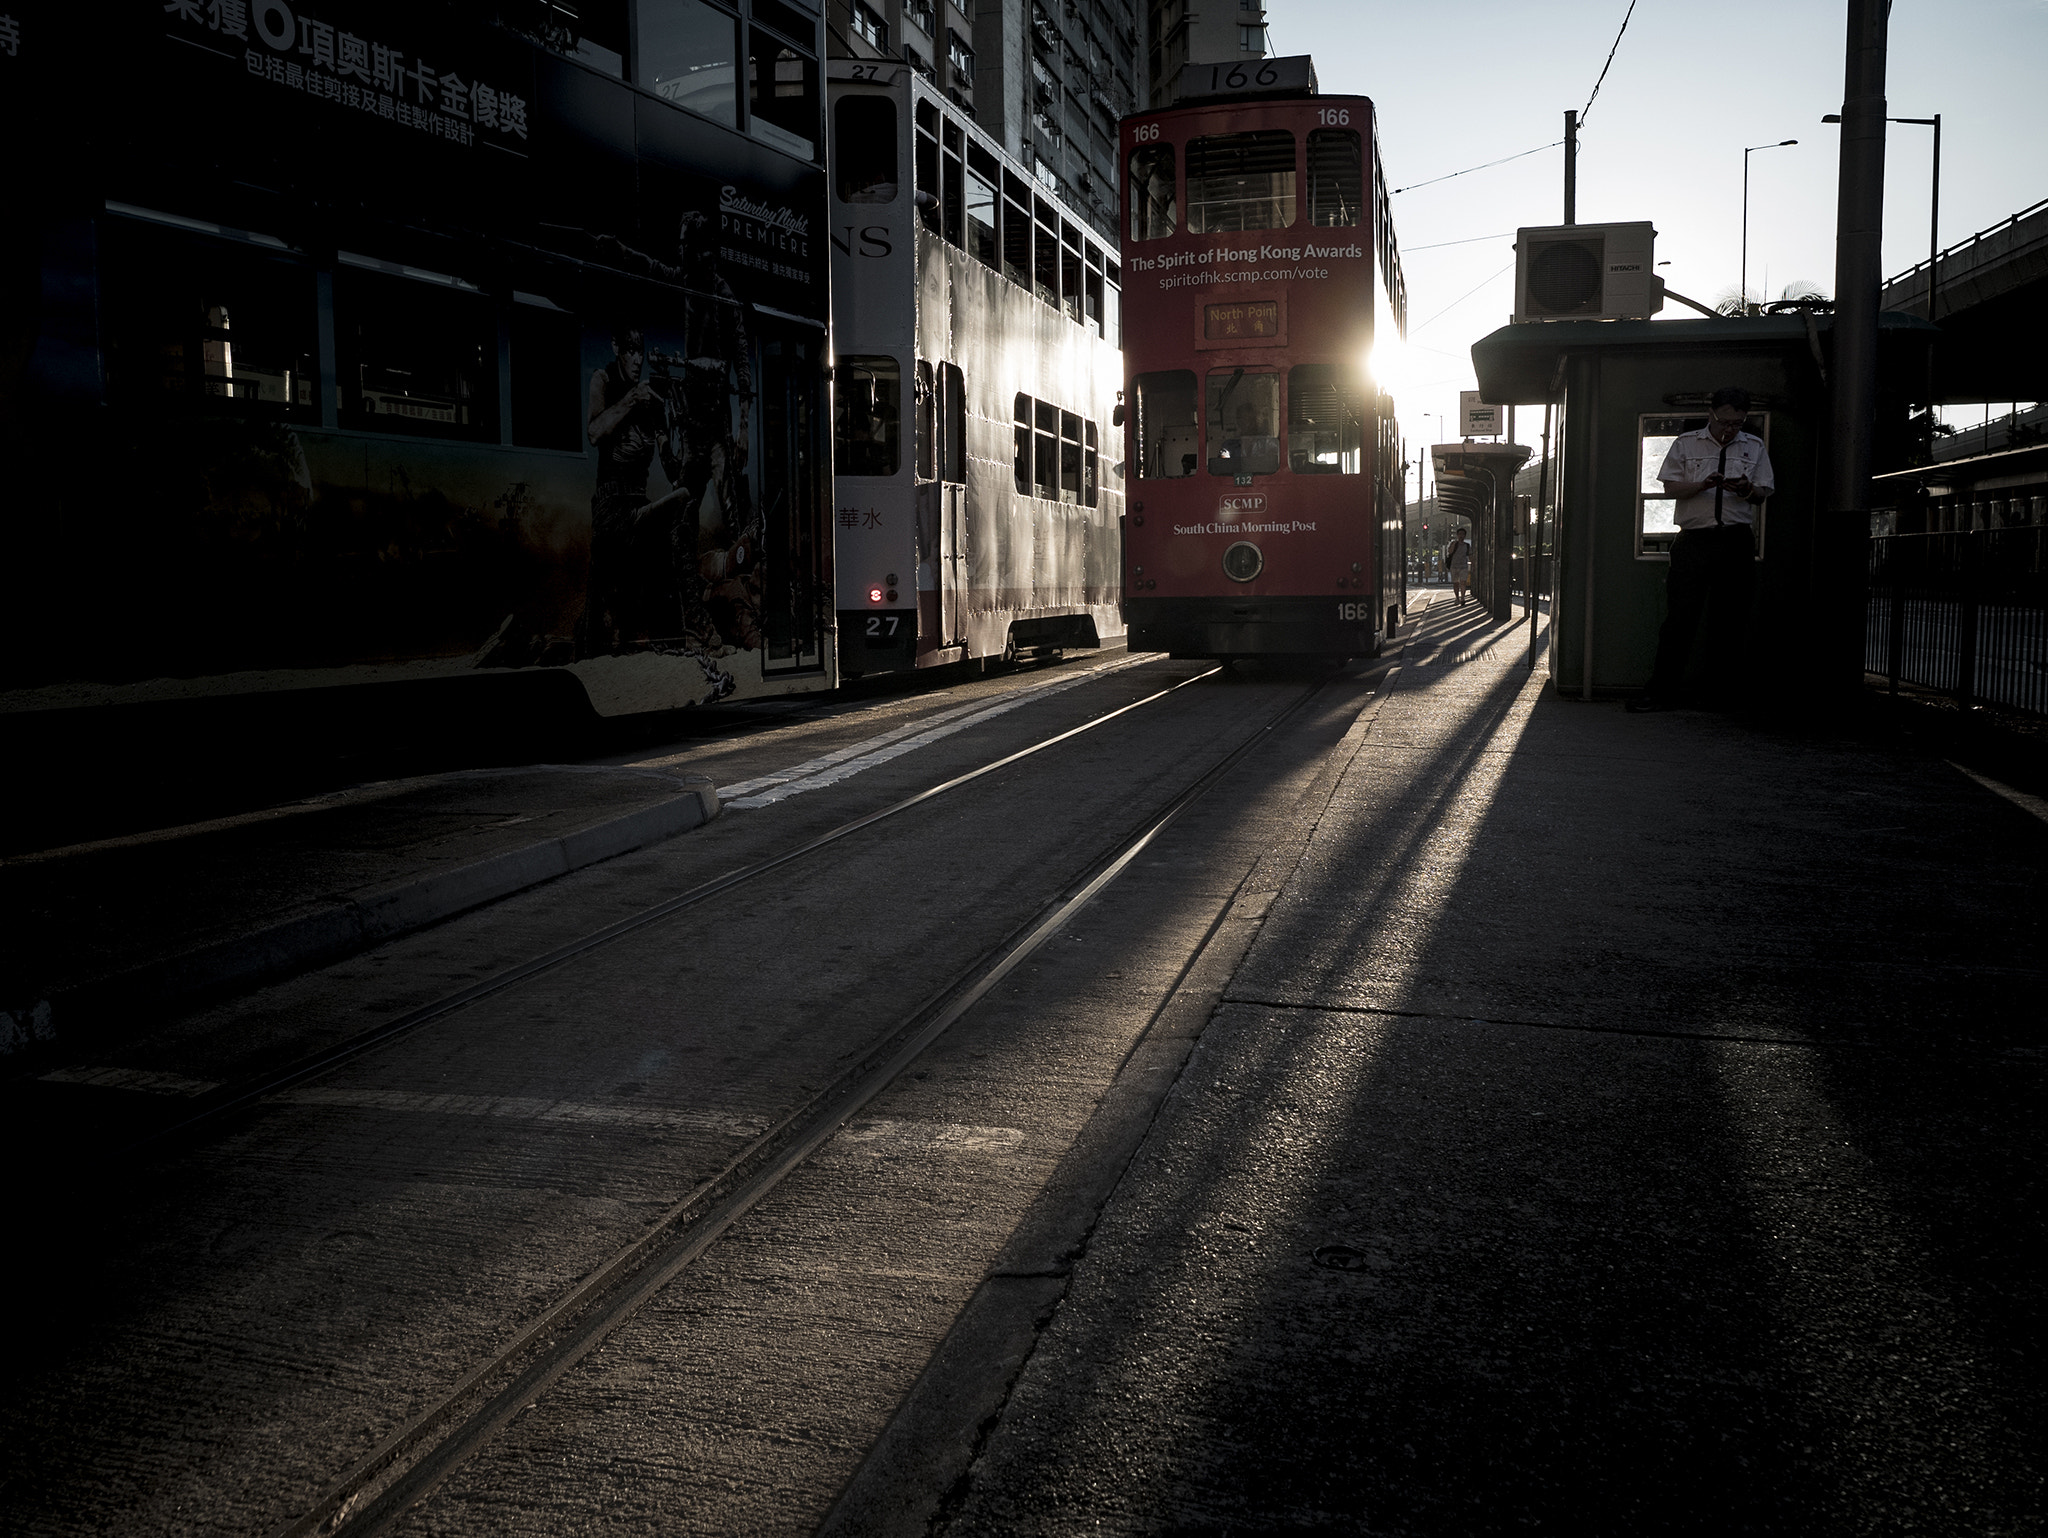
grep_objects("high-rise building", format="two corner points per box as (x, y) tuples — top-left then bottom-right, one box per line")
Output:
(827, 0), (1141, 241)
(1145, 0), (1270, 110)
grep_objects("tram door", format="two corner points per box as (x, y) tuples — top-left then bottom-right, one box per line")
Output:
(758, 328), (827, 672)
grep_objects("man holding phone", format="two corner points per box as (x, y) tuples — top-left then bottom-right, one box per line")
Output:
(1628, 385), (1774, 711)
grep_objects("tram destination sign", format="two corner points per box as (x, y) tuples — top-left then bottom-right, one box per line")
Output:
(1205, 301), (1280, 340)
(1173, 55), (1317, 104)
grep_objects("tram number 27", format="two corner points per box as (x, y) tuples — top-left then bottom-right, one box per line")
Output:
(1337, 602), (1372, 622)
(867, 614), (903, 638)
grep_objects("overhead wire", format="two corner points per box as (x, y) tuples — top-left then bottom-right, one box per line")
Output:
(1579, 0), (1641, 125)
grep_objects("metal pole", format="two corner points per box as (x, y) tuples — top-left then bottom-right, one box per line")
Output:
(1825, 0), (1889, 694)
(1742, 148), (1751, 313)
(1564, 110), (1577, 224)
(1532, 404), (1551, 670)
(1928, 113), (1941, 321)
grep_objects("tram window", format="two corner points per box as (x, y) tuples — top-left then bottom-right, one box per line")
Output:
(1002, 170), (1033, 287)
(966, 145), (1001, 269)
(1014, 394), (1032, 493)
(1129, 142), (1177, 241)
(941, 362), (967, 483)
(835, 96), (898, 202)
(1306, 128), (1363, 227)
(1207, 367), (1281, 477)
(1287, 364), (1363, 475)
(914, 360), (936, 480)
(746, 28), (818, 159)
(1084, 264), (1105, 336)
(510, 304), (583, 451)
(915, 109), (941, 233)
(1060, 410), (1083, 502)
(638, 0), (739, 127)
(1084, 419), (1099, 507)
(1187, 130), (1297, 233)
(1105, 261), (1121, 347)
(1035, 399), (1060, 499)
(835, 355), (901, 476)
(336, 271), (496, 440)
(941, 119), (966, 247)
(1060, 223), (1084, 325)
(1135, 370), (1198, 480)
(104, 227), (318, 420)
(1033, 201), (1060, 308)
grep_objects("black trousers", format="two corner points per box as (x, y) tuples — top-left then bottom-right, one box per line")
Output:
(1648, 522), (1755, 699)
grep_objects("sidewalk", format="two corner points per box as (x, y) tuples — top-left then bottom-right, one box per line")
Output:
(1, 765), (717, 1059)
(938, 596), (2046, 1533)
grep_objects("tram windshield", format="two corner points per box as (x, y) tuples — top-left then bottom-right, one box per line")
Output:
(1208, 367), (1281, 477)
(835, 96), (897, 201)
(1135, 370), (1198, 479)
(1129, 143), (1177, 241)
(835, 356), (901, 476)
(1288, 364), (1363, 474)
(1186, 131), (1296, 233)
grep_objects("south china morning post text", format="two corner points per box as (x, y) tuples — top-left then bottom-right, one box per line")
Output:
(1173, 519), (1319, 535)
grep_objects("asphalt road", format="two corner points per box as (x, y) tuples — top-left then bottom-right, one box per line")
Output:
(1, 646), (1394, 1536)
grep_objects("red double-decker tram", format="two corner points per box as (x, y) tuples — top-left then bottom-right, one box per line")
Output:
(1118, 63), (1407, 658)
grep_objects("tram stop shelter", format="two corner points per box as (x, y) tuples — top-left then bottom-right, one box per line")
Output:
(1431, 441), (1532, 624)
(1470, 314), (1938, 700)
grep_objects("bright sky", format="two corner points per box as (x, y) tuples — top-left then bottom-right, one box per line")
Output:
(1277, 0), (2048, 482)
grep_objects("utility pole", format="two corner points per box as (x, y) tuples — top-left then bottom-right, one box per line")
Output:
(1563, 110), (1577, 224)
(1824, 0), (1889, 693)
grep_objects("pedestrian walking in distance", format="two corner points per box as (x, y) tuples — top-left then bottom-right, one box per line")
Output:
(1445, 527), (1473, 605)
(1628, 386), (1775, 712)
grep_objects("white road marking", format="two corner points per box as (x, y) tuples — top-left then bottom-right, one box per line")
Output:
(40, 1065), (223, 1096)
(832, 1118), (1026, 1155)
(1950, 761), (2048, 825)
(718, 653), (1156, 808)
(274, 1085), (769, 1137)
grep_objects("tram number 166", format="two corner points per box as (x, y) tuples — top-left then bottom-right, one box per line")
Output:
(1317, 108), (1351, 126)
(1337, 602), (1371, 622)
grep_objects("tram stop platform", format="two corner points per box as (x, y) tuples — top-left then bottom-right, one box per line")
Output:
(0, 764), (718, 1062)
(884, 591), (2045, 1535)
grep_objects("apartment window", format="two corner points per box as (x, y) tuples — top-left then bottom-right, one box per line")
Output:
(637, 0), (739, 125)
(947, 30), (974, 81)
(1187, 129), (1296, 232)
(905, 0), (936, 33)
(836, 95), (898, 202)
(1207, 366), (1280, 477)
(1287, 363), (1362, 475)
(1128, 142), (1176, 241)
(336, 270), (497, 440)
(902, 42), (935, 81)
(1238, 23), (1265, 52)
(1135, 370), (1198, 480)
(836, 356), (901, 476)
(850, 0), (887, 51)
(1307, 128), (1362, 227)
(748, 29), (818, 159)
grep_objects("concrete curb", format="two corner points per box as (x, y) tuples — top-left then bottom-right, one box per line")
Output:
(5, 779), (719, 1055)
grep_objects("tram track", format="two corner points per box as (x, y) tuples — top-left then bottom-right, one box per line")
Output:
(247, 666), (1336, 1537)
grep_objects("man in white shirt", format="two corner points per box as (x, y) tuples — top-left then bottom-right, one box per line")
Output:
(1628, 386), (1775, 711)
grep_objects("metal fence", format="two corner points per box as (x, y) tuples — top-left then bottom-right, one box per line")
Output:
(1866, 528), (2048, 714)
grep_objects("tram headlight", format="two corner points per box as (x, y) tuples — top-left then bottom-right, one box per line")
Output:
(1222, 541), (1263, 583)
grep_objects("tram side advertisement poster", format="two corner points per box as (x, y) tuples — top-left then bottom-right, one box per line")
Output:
(1, 0), (829, 719)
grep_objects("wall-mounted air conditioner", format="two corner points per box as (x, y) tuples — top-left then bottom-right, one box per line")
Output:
(1512, 222), (1661, 322)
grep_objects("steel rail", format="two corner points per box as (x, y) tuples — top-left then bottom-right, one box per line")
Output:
(125, 662), (1222, 1160)
(277, 670), (1333, 1538)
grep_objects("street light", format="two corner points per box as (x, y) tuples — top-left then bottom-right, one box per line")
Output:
(1825, 111), (1939, 318)
(1742, 139), (1799, 314)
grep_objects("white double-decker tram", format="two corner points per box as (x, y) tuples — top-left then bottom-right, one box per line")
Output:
(828, 63), (1127, 675)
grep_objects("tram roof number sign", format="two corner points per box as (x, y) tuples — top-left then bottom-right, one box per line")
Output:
(1205, 301), (1281, 340)
(1173, 55), (1318, 105)
(1461, 391), (1503, 436)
